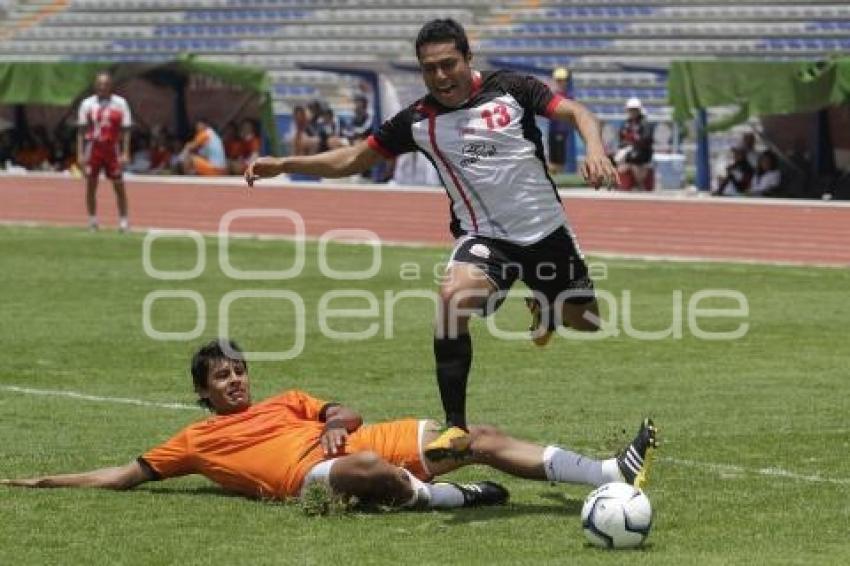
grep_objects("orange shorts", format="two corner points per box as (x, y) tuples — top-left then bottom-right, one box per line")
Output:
(347, 419), (431, 481)
(191, 155), (226, 176)
(294, 419), (432, 496)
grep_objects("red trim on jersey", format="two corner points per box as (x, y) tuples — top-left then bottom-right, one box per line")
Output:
(366, 134), (395, 159)
(421, 104), (478, 232)
(470, 72), (483, 98)
(545, 94), (567, 119)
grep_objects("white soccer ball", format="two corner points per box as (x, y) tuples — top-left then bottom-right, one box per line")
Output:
(580, 482), (652, 549)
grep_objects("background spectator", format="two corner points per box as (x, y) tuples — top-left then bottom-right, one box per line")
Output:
(292, 105), (319, 156)
(228, 118), (261, 174)
(548, 66), (570, 174)
(307, 99), (348, 154)
(742, 132), (759, 169)
(715, 146), (754, 196)
(148, 127), (174, 173)
(13, 133), (50, 170)
(614, 97), (654, 190)
(222, 122), (241, 164)
(751, 150), (782, 197)
(179, 118), (226, 176)
(342, 93), (373, 144)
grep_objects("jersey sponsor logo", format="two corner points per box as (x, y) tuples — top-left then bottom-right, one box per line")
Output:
(460, 142), (497, 168)
(455, 117), (478, 136)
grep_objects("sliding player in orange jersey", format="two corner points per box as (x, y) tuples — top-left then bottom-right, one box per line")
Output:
(3, 340), (656, 509)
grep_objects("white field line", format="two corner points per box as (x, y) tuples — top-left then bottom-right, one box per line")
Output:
(589, 250), (850, 270)
(662, 457), (850, 487)
(2, 384), (848, 486)
(0, 385), (198, 411)
(0, 219), (439, 251)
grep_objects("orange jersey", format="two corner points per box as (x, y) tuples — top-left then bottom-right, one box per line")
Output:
(140, 390), (429, 499)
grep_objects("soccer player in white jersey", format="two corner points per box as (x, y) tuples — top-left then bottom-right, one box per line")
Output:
(246, 19), (656, 462)
(77, 72), (132, 232)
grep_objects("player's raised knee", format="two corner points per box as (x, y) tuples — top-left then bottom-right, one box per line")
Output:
(344, 451), (386, 477)
(469, 424), (508, 453)
(439, 283), (488, 312)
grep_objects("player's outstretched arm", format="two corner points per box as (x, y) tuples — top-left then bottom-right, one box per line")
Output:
(1, 460), (151, 491)
(245, 140), (384, 186)
(550, 98), (619, 189)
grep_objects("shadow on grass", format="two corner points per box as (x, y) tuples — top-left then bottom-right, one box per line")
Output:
(136, 485), (248, 501)
(133, 486), (585, 523)
(440, 491), (583, 525)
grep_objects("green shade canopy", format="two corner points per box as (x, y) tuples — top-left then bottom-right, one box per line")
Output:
(668, 58), (850, 131)
(0, 55), (279, 153)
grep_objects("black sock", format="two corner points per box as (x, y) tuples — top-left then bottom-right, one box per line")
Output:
(433, 333), (472, 431)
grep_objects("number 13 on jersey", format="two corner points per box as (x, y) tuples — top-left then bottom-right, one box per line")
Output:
(481, 104), (511, 130)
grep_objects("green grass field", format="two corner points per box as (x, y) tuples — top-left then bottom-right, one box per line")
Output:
(1, 225), (848, 565)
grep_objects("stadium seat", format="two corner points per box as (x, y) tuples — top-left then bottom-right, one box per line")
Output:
(7, 0), (850, 137)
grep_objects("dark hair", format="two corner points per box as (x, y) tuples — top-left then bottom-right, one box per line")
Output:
(758, 150), (778, 171)
(415, 18), (470, 59)
(190, 339), (246, 410)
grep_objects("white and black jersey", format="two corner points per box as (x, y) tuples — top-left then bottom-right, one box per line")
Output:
(367, 70), (567, 245)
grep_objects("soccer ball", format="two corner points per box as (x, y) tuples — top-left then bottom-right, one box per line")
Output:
(581, 482), (652, 549)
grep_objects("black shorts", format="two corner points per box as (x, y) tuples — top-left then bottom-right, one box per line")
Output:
(448, 226), (595, 318)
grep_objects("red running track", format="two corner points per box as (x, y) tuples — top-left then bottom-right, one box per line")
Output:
(2, 175), (849, 266)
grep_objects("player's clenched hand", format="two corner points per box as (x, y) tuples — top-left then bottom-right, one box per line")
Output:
(581, 148), (619, 190)
(320, 421), (349, 456)
(244, 156), (284, 187)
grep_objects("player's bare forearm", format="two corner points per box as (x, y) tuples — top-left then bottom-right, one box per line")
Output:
(551, 98), (617, 187)
(324, 405), (363, 432)
(245, 141), (383, 186)
(281, 145), (375, 177)
(1, 461), (149, 491)
(552, 98), (605, 154)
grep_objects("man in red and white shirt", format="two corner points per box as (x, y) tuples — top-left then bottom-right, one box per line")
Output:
(77, 72), (132, 232)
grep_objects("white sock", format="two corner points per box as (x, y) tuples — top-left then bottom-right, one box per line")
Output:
(401, 470), (431, 508)
(400, 471), (466, 509)
(543, 445), (609, 487)
(427, 482), (466, 508)
(119, 217), (129, 229)
(600, 458), (627, 485)
(88, 215), (98, 226)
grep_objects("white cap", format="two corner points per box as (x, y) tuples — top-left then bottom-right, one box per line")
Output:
(625, 97), (643, 110)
